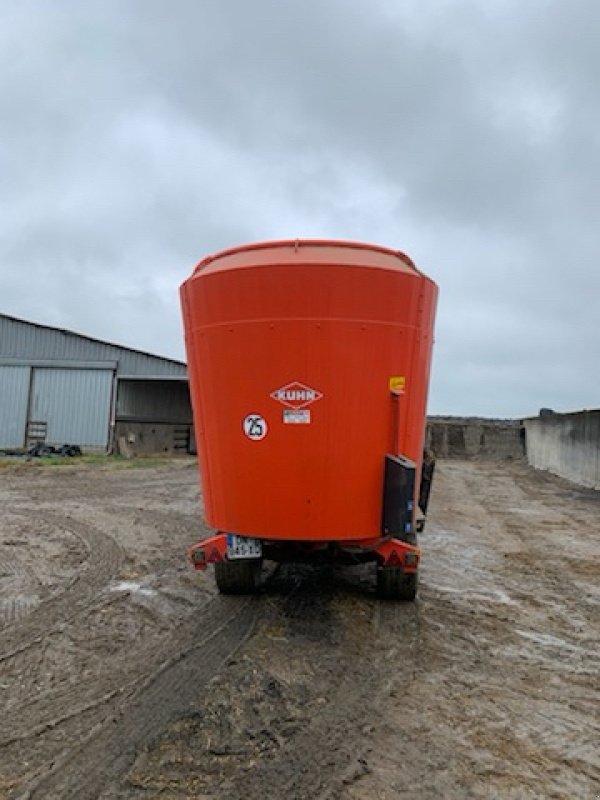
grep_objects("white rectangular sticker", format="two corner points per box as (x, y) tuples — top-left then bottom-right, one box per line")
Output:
(283, 409), (311, 424)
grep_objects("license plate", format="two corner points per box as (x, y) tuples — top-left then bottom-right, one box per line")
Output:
(226, 534), (262, 560)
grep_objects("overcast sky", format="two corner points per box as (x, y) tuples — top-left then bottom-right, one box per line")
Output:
(1, 0), (598, 417)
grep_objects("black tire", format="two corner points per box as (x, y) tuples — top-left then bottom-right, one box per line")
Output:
(376, 567), (418, 601)
(214, 559), (262, 594)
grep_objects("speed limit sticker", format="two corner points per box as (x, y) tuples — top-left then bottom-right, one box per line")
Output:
(243, 414), (268, 440)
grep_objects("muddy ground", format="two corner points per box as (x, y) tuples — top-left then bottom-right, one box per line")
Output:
(0, 457), (598, 799)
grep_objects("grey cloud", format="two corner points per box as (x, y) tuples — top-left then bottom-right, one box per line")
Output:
(1, 0), (598, 414)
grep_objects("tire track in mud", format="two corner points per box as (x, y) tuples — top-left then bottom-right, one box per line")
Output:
(460, 464), (597, 623)
(0, 581), (213, 750)
(0, 514), (124, 663)
(207, 572), (422, 800)
(288, 603), (417, 800)
(60, 471), (200, 507)
(1, 593), (148, 749)
(293, 606), (419, 800)
(0, 548), (41, 626)
(0, 528), (46, 627)
(411, 462), (600, 798)
(98, 567), (424, 800)
(0, 594), (40, 626)
(11, 595), (259, 800)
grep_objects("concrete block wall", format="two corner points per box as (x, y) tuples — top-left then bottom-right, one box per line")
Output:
(114, 422), (194, 456)
(425, 418), (525, 459)
(523, 410), (600, 490)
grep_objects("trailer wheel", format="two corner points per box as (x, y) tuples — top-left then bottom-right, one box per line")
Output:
(214, 559), (262, 594)
(376, 567), (418, 601)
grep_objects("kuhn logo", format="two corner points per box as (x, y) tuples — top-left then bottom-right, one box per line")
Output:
(270, 382), (323, 409)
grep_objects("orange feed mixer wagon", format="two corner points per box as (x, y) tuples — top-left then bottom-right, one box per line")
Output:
(180, 239), (438, 600)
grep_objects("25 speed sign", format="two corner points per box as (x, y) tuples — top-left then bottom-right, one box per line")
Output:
(243, 414), (267, 440)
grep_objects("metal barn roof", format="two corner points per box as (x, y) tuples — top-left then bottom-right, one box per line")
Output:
(0, 313), (186, 377)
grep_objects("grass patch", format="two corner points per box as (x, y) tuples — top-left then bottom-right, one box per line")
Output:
(0, 454), (196, 470)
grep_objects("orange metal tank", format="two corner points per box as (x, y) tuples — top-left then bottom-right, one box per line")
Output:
(180, 240), (437, 543)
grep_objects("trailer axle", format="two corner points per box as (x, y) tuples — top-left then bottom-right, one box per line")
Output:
(188, 533), (419, 573)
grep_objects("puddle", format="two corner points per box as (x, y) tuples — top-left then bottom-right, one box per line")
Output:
(515, 628), (584, 653)
(425, 582), (517, 606)
(110, 580), (157, 598)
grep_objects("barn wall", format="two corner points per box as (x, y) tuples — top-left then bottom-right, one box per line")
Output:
(0, 314), (189, 451)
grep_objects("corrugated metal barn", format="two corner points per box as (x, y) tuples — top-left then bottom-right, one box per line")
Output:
(0, 314), (193, 454)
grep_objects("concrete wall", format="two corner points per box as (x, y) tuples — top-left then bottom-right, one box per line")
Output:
(114, 422), (195, 456)
(524, 410), (600, 490)
(425, 417), (525, 459)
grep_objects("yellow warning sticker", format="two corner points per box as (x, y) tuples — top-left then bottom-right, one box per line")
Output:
(389, 376), (406, 391)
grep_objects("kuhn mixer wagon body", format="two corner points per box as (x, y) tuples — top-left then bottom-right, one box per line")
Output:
(181, 240), (438, 599)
